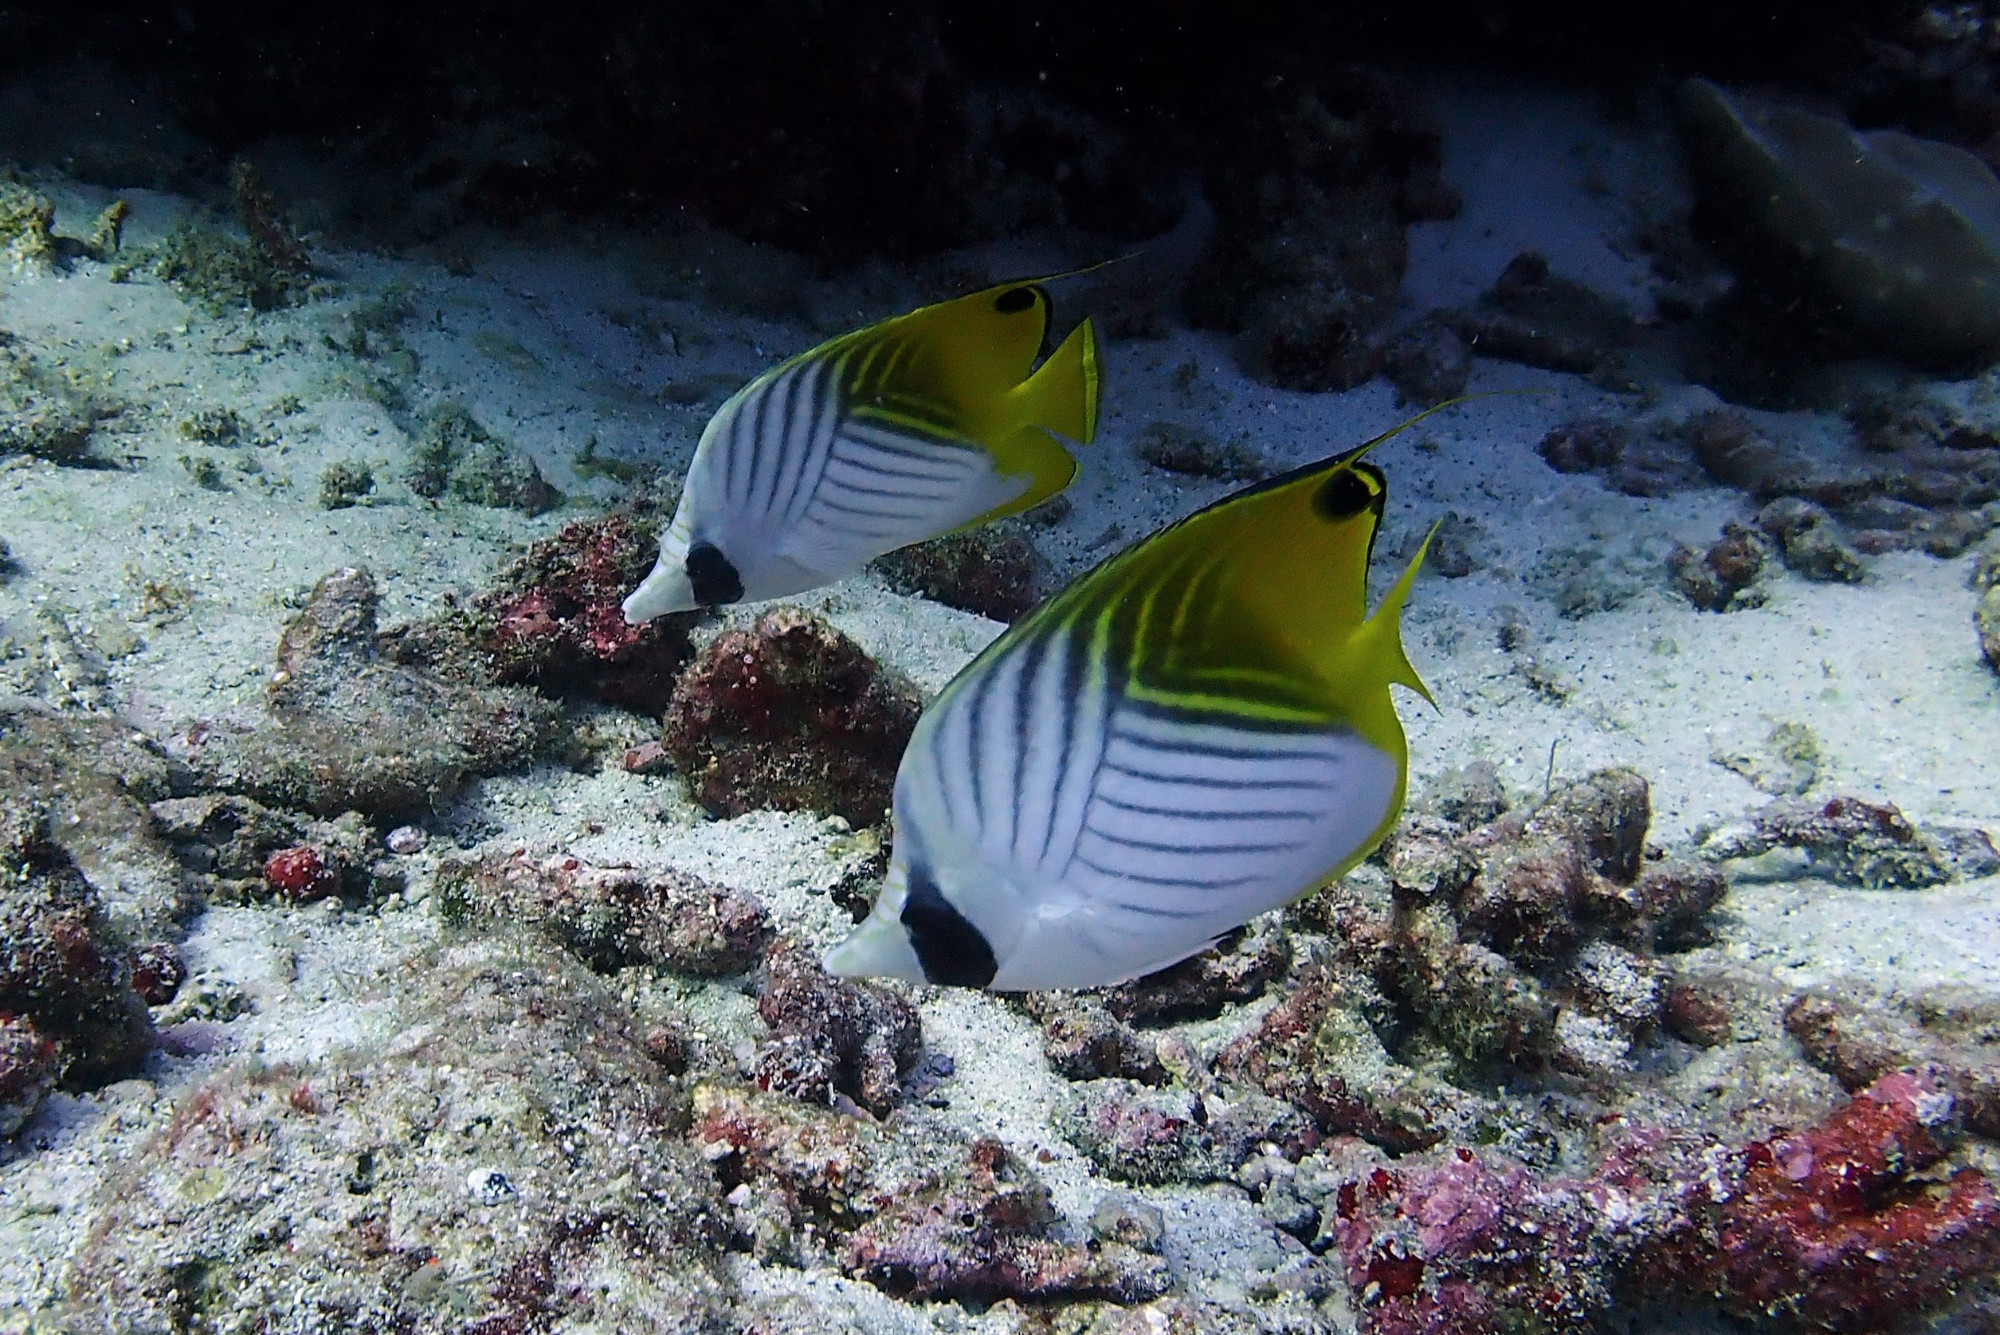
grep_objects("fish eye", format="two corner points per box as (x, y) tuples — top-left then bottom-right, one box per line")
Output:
(992, 287), (1039, 314)
(1313, 469), (1377, 520)
(685, 541), (745, 606)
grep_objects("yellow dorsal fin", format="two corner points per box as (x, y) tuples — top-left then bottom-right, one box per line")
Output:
(1041, 404), (1461, 726)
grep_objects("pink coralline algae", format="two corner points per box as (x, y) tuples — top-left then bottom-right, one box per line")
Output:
(661, 607), (922, 827)
(261, 844), (340, 901)
(479, 513), (693, 713)
(754, 942), (923, 1117)
(1331, 1070), (2000, 1335)
(1644, 1068), (2000, 1331)
(840, 1137), (1171, 1304)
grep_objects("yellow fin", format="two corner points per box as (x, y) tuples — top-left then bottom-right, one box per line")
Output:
(1354, 520), (1439, 709)
(1033, 404), (1463, 727)
(952, 317), (1102, 525)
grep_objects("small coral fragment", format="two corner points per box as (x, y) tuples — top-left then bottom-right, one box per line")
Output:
(316, 459), (374, 509)
(871, 522), (1048, 622)
(662, 607), (922, 827)
(128, 942), (186, 1007)
(149, 162), (314, 312)
(1382, 318), (1470, 407)
(1668, 521), (1768, 611)
(841, 1137), (1170, 1303)
(754, 942), (922, 1117)
(434, 848), (769, 977)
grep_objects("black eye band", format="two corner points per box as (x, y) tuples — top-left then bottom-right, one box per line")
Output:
(900, 864), (998, 987)
(686, 541), (745, 605)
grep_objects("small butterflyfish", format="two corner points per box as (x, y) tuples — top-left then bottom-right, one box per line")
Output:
(621, 279), (1103, 623)
(824, 417), (1443, 990)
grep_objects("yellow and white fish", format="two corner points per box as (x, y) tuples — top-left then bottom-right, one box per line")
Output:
(622, 280), (1102, 622)
(824, 425), (1437, 990)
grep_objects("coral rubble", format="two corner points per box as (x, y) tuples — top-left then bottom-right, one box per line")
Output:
(1700, 794), (1957, 889)
(1332, 1070), (2000, 1335)
(187, 567), (558, 820)
(661, 607), (922, 827)
(1186, 67), (1455, 391)
(871, 521), (1049, 622)
(150, 792), (392, 904)
(146, 161), (314, 313)
(1448, 250), (1638, 380)
(842, 1136), (1171, 1303)
(0, 334), (110, 465)
(435, 847), (769, 977)
(0, 807), (153, 1126)
(405, 403), (561, 516)
(754, 942), (923, 1117)
(1668, 521), (1768, 611)
(388, 510), (693, 715)
(64, 936), (733, 1332)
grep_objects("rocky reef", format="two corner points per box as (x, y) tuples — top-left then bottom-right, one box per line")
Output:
(660, 607), (922, 827)
(1681, 77), (2000, 376)
(185, 567), (558, 821)
(1186, 66), (1458, 391)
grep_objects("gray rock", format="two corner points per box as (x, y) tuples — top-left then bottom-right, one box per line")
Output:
(1681, 78), (2000, 364)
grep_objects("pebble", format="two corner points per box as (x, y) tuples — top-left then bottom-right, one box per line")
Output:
(466, 1167), (515, 1205)
(386, 825), (428, 855)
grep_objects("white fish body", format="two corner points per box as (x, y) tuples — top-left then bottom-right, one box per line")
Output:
(826, 433), (1437, 991)
(623, 280), (1101, 622)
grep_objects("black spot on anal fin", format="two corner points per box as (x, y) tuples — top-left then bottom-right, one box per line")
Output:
(1313, 463), (1384, 521)
(686, 541), (745, 605)
(900, 865), (997, 988)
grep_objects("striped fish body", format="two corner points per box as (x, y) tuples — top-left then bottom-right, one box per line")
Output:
(825, 434), (1436, 991)
(622, 280), (1101, 623)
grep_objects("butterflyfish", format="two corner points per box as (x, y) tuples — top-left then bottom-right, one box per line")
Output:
(823, 424), (1438, 991)
(622, 279), (1103, 623)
